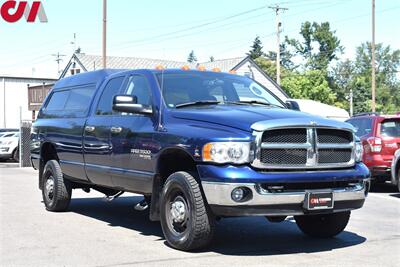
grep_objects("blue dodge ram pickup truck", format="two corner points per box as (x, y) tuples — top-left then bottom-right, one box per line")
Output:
(31, 69), (370, 251)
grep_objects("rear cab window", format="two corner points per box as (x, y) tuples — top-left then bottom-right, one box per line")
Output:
(380, 119), (400, 138)
(347, 118), (373, 137)
(42, 84), (96, 118)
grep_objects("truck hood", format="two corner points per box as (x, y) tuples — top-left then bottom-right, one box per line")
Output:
(171, 105), (354, 132)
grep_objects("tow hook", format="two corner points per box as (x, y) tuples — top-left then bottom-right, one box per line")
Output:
(103, 191), (124, 202)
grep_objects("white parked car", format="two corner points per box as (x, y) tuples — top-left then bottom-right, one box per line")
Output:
(289, 99), (350, 121)
(0, 132), (19, 162)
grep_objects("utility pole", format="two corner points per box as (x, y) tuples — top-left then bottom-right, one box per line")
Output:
(102, 0), (107, 69)
(52, 53), (66, 74)
(269, 5), (288, 86)
(349, 88), (354, 117)
(371, 0), (376, 112)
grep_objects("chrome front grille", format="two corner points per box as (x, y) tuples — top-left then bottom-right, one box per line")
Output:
(253, 127), (355, 169)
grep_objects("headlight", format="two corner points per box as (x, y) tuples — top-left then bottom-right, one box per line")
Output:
(0, 141), (12, 145)
(202, 142), (251, 164)
(355, 141), (363, 162)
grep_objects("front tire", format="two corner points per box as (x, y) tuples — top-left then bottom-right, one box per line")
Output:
(397, 168), (400, 192)
(42, 160), (72, 212)
(12, 148), (19, 162)
(160, 171), (215, 251)
(294, 211), (350, 238)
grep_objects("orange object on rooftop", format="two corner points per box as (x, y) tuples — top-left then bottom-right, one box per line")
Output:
(212, 68), (221, 72)
(155, 65), (165, 70)
(181, 65), (191, 71)
(197, 65), (206, 71)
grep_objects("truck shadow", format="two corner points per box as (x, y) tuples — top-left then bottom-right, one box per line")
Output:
(69, 196), (366, 256)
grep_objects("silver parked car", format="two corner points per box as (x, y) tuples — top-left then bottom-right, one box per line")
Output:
(391, 149), (400, 192)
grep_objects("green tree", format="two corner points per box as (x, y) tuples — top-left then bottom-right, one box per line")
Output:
(187, 50), (197, 63)
(266, 43), (295, 70)
(331, 59), (355, 110)
(281, 70), (337, 105)
(286, 21), (343, 71)
(333, 42), (400, 114)
(209, 56), (215, 62)
(247, 36), (265, 60)
(255, 57), (277, 79)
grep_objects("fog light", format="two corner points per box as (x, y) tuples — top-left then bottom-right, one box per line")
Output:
(231, 188), (245, 202)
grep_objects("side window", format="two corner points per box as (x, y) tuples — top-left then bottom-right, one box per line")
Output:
(64, 87), (96, 111)
(124, 75), (152, 106)
(96, 77), (125, 115)
(45, 90), (70, 111)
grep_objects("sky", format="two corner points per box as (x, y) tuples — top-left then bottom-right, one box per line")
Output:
(0, 0), (399, 78)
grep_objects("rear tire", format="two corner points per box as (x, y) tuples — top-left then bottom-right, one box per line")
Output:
(42, 160), (72, 212)
(294, 211), (350, 238)
(160, 171), (215, 251)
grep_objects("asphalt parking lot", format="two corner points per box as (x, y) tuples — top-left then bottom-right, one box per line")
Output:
(1, 167), (399, 267)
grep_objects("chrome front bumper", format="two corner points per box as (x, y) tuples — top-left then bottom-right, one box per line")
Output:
(202, 180), (369, 216)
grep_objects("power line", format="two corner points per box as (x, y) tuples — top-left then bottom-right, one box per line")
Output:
(113, 5), (269, 49)
(113, 12), (273, 52)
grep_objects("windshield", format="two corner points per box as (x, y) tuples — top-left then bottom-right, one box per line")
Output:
(157, 72), (285, 108)
(381, 119), (400, 138)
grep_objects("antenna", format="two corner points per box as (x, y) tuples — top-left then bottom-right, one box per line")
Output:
(52, 52), (66, 74)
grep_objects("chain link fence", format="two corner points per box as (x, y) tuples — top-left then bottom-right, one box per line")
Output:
(19, 120), (32, 168)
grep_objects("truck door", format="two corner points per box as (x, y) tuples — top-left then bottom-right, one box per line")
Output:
(83, 76), (125, 187)
(110, 74), (157, 194)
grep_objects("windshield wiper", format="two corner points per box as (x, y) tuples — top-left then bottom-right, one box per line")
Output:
(225, 100), (284, 109)
(175, 100), (220, 109)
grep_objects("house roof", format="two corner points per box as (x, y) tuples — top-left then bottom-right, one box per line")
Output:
(75, 54), (187, 71)
(198, 57), (244, 72)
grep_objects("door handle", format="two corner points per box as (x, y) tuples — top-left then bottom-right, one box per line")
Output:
(85, 126), (95, 133)
(111, 127), (123, 134)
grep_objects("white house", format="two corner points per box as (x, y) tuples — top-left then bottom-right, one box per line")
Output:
(0, 75), (57, 128)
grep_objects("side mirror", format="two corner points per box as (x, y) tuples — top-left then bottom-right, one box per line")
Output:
(112, 95), (153, 115)
(285, 100), (301, 111)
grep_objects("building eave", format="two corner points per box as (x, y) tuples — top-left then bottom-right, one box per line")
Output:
(0, 76), (57, 82)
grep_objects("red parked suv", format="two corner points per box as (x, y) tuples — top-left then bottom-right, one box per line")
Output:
(347, 113), (400, 183)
